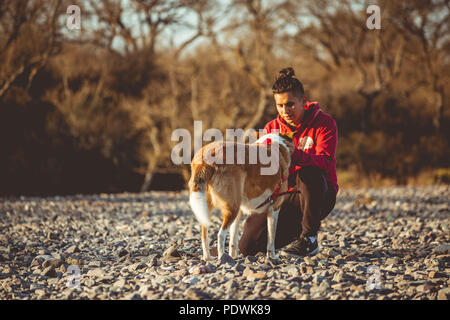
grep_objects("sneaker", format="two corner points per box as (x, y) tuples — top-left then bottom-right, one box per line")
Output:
(281, 236), (319, 257)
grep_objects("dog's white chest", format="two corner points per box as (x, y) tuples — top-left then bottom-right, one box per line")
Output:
(240, 189), (272, 214)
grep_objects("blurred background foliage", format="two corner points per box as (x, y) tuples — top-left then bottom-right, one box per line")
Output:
(0, 0), (449, 196)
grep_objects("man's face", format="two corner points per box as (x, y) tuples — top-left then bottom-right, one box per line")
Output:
(274, 91), (306, 127)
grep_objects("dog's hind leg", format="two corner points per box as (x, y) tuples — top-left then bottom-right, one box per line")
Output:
(218, 205), (239, 260)
(201, 226), (211, 261)
(266, 207), (281, 261)
(229, 210), (243, 259)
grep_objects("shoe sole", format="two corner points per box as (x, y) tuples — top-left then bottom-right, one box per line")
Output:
(280, 246), (320, 258)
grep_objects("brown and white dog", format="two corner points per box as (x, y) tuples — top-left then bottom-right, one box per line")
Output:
(188, 133), (295, 261)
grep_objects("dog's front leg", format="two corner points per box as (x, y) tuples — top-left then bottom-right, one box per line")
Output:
(229, 210), (242, 259)
(217, 227), (228, 260)
(266, 208), (280, 261)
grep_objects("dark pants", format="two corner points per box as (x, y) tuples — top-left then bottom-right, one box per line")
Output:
(238, 166), (336, 256)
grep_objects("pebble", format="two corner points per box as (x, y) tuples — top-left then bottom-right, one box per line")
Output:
(66, 245), (80, 254)
(41, 266), (57, 278)
(189, 265), (211, 275)
(233, 263), (245, 272)
(428, 271), (446, 279)
(185, 288), (211, 300)
(86, 268), (105, 277)
(118, 248), (129, 258)
(332, 270), (348, 282)
(66, 257), (83, 266)
(162, 244), (181, 261)
(35, 289), (46, 297)
(271, 291), (287, 299)
(219, 253), (236, 266)
(129, 262), (147, 271)
(88, 260), (102, 268)
(287, 266), (300, 278)
(312, 274), (325, 285)
(112, 279), (126, 288)
(243, 266), (266, 280)
(31, 255), (53, 267)
(224, 279), (239, 291)
(47, 232), (59, 240)
(182, 276), (199, 285)
(437, 288), (450, 300)
(245, 256), (258, 263)
(433, 244), (450, 254)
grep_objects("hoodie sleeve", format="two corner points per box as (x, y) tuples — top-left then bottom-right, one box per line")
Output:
(292, 118), (337, 171)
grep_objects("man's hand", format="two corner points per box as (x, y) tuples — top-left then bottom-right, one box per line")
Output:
(292, 147), (304, 165)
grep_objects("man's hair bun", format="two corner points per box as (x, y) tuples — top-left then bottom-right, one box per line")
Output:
(277, 67), (295, 80)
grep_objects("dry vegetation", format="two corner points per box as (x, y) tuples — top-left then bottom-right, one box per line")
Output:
(0, 0), (449, 196)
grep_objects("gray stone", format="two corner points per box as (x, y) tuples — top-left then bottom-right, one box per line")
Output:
(339, 239), (349, 248)
(332, 270), (346, 282)
(88, 260), (102, 268)
(287, 267), (300, 278)
(86, 268), (105, 277)
(118, 248), (129, 258)
(124, 293), (142, 300)
(244, 256), (258, 263)
(185, 288), (211, 300)
(310, 284), (327, 296)
(224, 279), (239, 291)
(129, 262), (147, 271)
(31, 255), (53, 267)
(145, 254), (159, 267)
(35, 289), (46, 297)
(42, 258), (63, 268)
(271, 291), (287, 299)
(47, 232), (58, 240)
(66, 245), (80, 254)
(167, 224), (177, 235)
(433, 244), (450, 254)
(112, 279), (126, 288)
(182, 276), (199, 285)
(232, 263), (245, 272)
(42, 266), (57, 278)
(318, 260), (329, 268)
(437, 288), (450, 300)
(219, 253), (236, 266)
(162, 244), (181, 261)
(301, 274), (313, 282)
(312, 274), (325, 285)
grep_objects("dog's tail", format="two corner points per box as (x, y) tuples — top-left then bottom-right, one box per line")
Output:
(188, 164), (215, 228)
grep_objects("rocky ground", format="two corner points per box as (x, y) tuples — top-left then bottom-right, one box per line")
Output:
(0, 185), (449, 300)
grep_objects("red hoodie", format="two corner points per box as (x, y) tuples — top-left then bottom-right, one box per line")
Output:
(264, 101), (339, 194)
